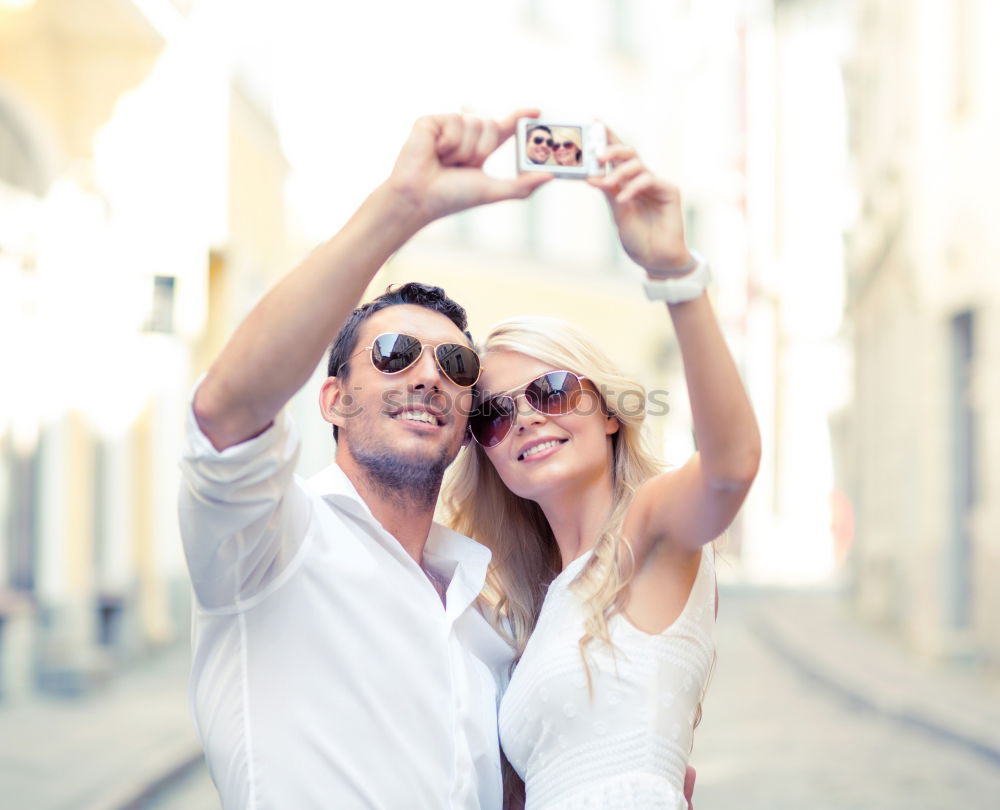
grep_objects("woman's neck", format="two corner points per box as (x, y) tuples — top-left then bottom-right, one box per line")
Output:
(537, 472), (615, 570)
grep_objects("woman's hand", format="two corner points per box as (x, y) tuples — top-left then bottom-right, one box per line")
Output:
(588, 130), (692, 274)
(387, 109), (552, 226)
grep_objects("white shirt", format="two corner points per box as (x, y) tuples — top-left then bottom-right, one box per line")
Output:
(178, 402), (513, 810)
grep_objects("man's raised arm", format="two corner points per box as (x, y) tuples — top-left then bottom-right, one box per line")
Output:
(193, 109), (551, 451)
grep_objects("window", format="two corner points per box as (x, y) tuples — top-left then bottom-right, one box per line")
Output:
(145, 275), (176, 334)
(3, 435), (39, 593)
(0, 99), (45, 196)
(947, 309), (975, 628)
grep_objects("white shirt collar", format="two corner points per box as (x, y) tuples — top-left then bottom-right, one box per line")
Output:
(305, 461), (492, 613)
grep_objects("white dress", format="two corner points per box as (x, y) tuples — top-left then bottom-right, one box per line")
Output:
(498, 548), (715, 810)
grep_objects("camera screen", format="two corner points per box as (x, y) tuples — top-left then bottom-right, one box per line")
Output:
(523, 124), (584, 168)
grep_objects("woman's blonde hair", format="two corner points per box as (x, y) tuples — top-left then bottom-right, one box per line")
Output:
(552, 126), (582, 147)
(442, 316), (663, 681)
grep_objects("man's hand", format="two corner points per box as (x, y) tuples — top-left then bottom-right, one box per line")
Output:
(387, 109), (552, 226)
(684, 764), (696, 810)
(587, 128), (692, 274)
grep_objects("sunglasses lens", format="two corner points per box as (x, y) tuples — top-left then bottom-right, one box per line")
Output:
(435, 344), (481, 387)
(470, 397), (515, 447)
(533, 136), (545, 144)
(370, 333), (422, 372)
(525, 371), (583, 414)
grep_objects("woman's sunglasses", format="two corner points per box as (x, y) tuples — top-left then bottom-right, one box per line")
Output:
(345, 332), (481, 388)
(469, 370), (587, 448)
(531, 136), (577, 150)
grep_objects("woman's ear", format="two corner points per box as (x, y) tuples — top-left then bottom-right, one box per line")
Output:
(605, 412), (621, 436)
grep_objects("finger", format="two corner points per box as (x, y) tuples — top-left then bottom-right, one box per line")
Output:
(599, 143), (638, 167)
(435, 114), (465, 162)
(615, 171), (661, 205)
(497, 107), (542, 144)
(603, 124), (623, 147)
(465, 108), (539, 166)
(481, 171), (552, 204)
(510, 171), (554, 199)
(596, 157), (644, 191)
(445, 115), (483, 166)
(470, 119), (500, 168)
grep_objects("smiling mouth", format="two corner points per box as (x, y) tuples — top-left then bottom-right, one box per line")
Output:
(518, 439), (567, 461)
(391, 409), (443, 427)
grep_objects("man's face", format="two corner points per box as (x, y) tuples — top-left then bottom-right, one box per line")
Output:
(322, 305), (474, 492)
(526, 129), (552, 164)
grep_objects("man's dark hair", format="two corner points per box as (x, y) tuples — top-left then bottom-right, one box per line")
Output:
(326, 282), (474, 439)
(527, 125), (552, 140)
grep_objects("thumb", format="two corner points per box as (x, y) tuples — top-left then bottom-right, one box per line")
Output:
(480, 172), (553, 204)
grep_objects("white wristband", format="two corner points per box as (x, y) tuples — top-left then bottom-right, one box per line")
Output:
(642, 250), (711, 304)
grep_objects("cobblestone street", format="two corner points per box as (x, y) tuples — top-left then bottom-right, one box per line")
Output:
(137, 589), (1000, 810)
(694, 591), (1000, 809)
(137, 761), (216, 810)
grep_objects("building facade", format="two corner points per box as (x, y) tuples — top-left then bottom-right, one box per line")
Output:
(841, 0), (1000, 665)
(0, 0), (297, 698)
(1, 0), (874, 699)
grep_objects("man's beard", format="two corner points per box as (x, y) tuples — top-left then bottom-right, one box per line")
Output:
(349, 436), (455, 511)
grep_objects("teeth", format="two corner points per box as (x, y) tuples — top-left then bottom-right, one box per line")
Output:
(521, 440), (561, 459)
(394, 410), (436, 425)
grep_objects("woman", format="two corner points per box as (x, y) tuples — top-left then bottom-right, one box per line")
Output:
(550, 127), (582, 166)
(444, 136), (760, 809)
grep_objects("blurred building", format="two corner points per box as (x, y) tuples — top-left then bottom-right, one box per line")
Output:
(352, 0), (774, 571)
(736, 0), (851, 584)
(335, 0), (849, 588)
(0, 0), (860, 700)
(0, 0), (298, 699)
(840, 0), (1000, 665)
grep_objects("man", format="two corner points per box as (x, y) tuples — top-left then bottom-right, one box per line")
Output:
(179, 109), (697, 809)
(524, 124), (553, 164)
(179, 109), (549, 810)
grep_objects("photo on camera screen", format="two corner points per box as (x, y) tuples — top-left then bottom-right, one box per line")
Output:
(516, 119), (606, 179)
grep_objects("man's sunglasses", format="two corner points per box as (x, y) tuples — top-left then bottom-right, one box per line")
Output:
(531, 136), (577, 151)
(469, 370), (587, 448)
(345, 332), (481, 388)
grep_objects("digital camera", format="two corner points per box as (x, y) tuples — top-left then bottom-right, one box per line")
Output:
(516, 118), (607, 179)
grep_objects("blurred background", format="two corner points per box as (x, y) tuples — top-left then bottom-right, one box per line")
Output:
(1, 0), (998, 808)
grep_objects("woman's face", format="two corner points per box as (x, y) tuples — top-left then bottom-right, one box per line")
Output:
(552, 136), (581, 166)
(477, 350), (619, 504)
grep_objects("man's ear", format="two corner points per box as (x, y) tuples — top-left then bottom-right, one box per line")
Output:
(319, 375), (349, 429)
